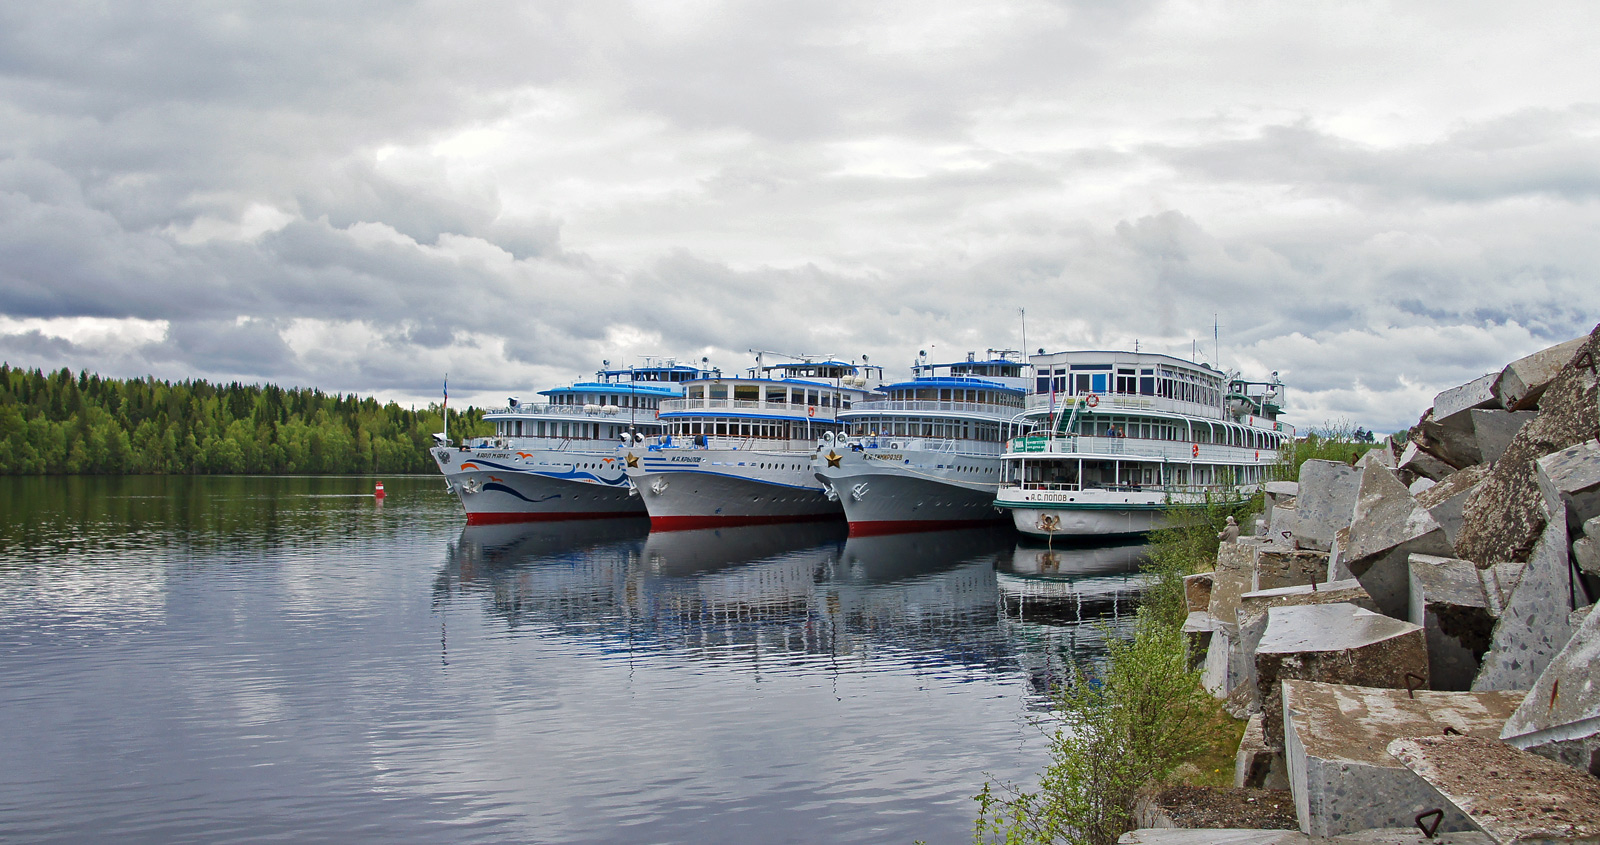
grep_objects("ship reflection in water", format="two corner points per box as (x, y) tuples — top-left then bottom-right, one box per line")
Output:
(438, 521), (1149, 700)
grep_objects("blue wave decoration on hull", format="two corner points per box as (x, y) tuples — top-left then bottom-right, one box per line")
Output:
(482, 483), (561, 504)
(459, 457), (630, 487)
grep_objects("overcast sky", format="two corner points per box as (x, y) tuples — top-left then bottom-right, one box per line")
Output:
(2, 1), (1597, 433)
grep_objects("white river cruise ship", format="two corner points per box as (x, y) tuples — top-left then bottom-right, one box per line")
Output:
(432, 358), (713, 524)
(814, 350), (1030, 535)
(995, 349), (1292, 538)
(626, 354), (883, 530)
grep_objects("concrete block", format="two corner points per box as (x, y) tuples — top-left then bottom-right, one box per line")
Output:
(1237, 580), (1379, 710)
(1282, 680), (1523, 837)
(1388, 735), (1600, 843)
(1501, 601), (1600, 774)
(1266, 481), (1300, 518)
(1407, 554), (1496, 691)
(1328, 525), (1353, 582)
(1495, 335), (1589, 410)
(1235, 713), (1290, 789)
(1400, 440), (1455, 482)
(1456, 324), (1600, 568)
(1409, 477), (1437, 496)
(1211, 541), (1262, 634)
(1415, 407), (1535, 470)
(1473, 510), (1578, 691)
(1294, 460), (1363, 553)
(1575, 534), (1600, 578)
(1433, 372), (1501, 422)
(1413, 464), (1491, 550)
(1119, 831), (1306, 845)
(1330, 831), (1493, 844)
(1536, 439), (1600, 528)
(1184, 610), (1215, 670)
(1463, 409), (1536, 466)
(1253, 548), (1330, 593)
(1270, 504), (1300, 547)
(1254, 603), (1429, 747)
(1344, 458), (1455, 619)
(1185, 571), (1215, 613)
(1204, 621), (1245, 697)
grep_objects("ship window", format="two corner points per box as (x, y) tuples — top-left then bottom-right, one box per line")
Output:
(710, 385), (727, 399)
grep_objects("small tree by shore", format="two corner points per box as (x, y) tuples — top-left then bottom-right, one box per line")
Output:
(973, 494), (1254, 845)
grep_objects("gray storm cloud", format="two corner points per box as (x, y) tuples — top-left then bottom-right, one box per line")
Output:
(1, 0), (1597, 432)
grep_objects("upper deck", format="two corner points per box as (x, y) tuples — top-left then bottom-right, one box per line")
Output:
(844, 349), (1029, 422)
(656, 357), (884, 422)
(1025, 349), (1287, 431)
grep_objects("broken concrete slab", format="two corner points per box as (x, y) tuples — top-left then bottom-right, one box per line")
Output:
(1410, 477), (1437, 496)
(1282, 680), (1524, 837)
(1473, 511), (1578, 692)
(1464, 409), (1537, 466)
(1118, 830), (1305, 845)
(1211, 541), (1264, 634)
(1575, 533), (1599, 578)
(1204, 621), (1245, 697)
(1329, 525), (1354, 582)
(1185, 610), (1215, 670)
(1266, 481), (1300, 517)
(1186, 571), (1215, 613)
(1236, 713), (1290, 789)
(1344, 458), (1456, 619)
(1434, 372), (1502, 422)
(1271, 504), (1301, 548)
(1330, 831), (1493, 844)
(1500, 601), (1600, 775)
(1416, 408), (1536, 470)
(1408, 554), (1497, 691)
(1294, 460), (1364, 553)
(1415, 464), (1491, 550)
(1255, 603), (1429, 747)
(1536, 439), (1600, 529)
(1387, 734), (1600, 844)
(1455, 324), (1600, 568)
(1254, 548), (1330, 593)
(1237, 580), (1380, 704)
(1132, 786), (1298, 832)
(1400, 440), (1456, 482)
(1495, 335), (1589, 411)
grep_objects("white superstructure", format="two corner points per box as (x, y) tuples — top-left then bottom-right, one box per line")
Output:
(431, 358), (713, 524)
(995, 350), (1292, 538)
(626, 354), (883, 530)
(814, 350), (1030, 534)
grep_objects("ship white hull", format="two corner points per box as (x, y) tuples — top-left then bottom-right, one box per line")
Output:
(996, 487), (1224, 538)
(433, 446), (643, 524)
(628, 448), (843, 530)
(814, 448), (1006, 535)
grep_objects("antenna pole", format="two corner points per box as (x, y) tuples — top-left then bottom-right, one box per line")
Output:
(1020, 307), (1027, 361)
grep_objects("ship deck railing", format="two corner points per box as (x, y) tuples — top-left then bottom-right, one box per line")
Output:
(1006, 434), (1281, 464)
(483, 403), (657, 418)
(840, 436), (1005, 457)
(844, 399), (1025, 418)
(640, 435), (822, 452)
(1025, 392), (1287, 429)
(657, 398), (844, 418)
(1001, 482), (1260, 496)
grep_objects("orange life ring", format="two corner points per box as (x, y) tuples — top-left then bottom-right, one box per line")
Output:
(807, 406), (816, 417)
(1085, 394), (1099, 407)
(1192, 443), (1200, 458)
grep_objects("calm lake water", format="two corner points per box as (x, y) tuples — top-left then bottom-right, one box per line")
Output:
(0, 475), (1148, 844)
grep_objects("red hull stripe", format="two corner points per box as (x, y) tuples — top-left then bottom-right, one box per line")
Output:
(846, 517), (1007, 537)
(648, 513), (844, 532)
(465, 511), (643, 525)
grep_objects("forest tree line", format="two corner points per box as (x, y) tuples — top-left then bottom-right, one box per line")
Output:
(0, 365), (491, 475)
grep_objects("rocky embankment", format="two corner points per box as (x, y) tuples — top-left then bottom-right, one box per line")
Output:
(1128, 325), (1600, 844)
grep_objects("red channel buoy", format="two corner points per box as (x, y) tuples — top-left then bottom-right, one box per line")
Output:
(374, 482), (386, 499)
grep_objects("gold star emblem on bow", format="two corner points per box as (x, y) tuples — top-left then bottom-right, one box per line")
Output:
(825, 451), (842, 468)
(625, 453), (639, 468)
